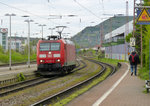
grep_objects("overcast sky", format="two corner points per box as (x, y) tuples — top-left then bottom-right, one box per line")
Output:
(0, 0), (134, 38)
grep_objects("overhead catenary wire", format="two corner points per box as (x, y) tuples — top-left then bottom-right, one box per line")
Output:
(0, 1), (60, 25)
(73, 0), (101, 20)
(0, 1), (45, 19)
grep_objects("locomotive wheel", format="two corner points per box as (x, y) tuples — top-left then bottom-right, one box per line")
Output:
(67, 67), (72, 73)
(61, 67), (69, 75)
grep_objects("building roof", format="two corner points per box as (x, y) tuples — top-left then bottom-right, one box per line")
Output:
(104, 20), (133, 40)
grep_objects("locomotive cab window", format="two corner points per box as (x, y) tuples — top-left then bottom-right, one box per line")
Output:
(51, 43), (60, 51)
(40, 43), (50, 51)
(40, 42), (60, 51)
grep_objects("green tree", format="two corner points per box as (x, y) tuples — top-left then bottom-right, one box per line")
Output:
(0, 45), (4, 53)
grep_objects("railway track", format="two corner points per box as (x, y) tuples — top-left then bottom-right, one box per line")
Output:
(31, 58), (116, 106)
(0, 59), (86, 97)
(0, 77), (56, 97)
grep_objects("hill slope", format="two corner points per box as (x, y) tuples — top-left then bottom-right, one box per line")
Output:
(72, 16), (133, 48)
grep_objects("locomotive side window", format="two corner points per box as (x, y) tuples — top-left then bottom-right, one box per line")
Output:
(40, 43), (50, 51)
(51, 43), (60, 51)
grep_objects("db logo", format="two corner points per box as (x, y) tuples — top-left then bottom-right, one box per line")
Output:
(0, 28), (8, 33)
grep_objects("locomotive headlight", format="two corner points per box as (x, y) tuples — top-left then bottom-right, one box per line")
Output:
(56, 59), (60, 62)
(40, 60), (45, 63)
(48, 52), (51, 54)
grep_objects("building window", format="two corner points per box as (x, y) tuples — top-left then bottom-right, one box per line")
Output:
(16, 43), (19, 49)
(2, 33), (6, 36)
(2, 36), (6, 41)
(2, 41), (6, 45)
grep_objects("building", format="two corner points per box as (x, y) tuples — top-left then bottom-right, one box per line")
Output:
(103, 21), (134, 61)
(9, 38), (22, 52)
(0, 29), (39, 52)
(0, 28), (8, 50)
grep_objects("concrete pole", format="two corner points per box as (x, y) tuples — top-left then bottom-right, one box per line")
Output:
(28, 21), (30, 68)
(9, 15), (12, 70)
(5, 13), (16, 70)
(25, 19), (33, 68)
(133, 0), (136, 37)
(39, 24), (46, 39)
(141, 25), (143, 68)
(140, 0), (143, 68)
(41, 26), (43, 39)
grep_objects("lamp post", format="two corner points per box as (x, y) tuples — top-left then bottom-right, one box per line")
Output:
(38, 24), (46, 39)
(5, 13), (16, 70)
(24, 19), (34, 68)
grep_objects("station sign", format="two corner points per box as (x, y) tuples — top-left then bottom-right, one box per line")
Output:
(137, 8), (150, 24)
(130, 37), (135, 47)
(0, 28), (8, 33)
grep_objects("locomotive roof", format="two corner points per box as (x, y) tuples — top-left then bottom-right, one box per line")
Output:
(64, 39), (75, 45)
(38, 39), (75, 45)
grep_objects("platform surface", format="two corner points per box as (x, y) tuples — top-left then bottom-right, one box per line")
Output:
(67, 63), (150, 106)
(0, 64), (37, 81)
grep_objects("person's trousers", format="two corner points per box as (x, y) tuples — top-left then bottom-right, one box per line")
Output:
(130, 64), (137, 75)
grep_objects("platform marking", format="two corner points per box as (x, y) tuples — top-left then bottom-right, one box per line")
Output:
(92, 63), (130, 106)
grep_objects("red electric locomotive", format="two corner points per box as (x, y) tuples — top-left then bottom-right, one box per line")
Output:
(36, 37), (76, 75)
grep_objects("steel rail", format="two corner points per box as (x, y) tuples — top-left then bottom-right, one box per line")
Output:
(0, 77), (42, 90)
(0, 77), (57, 97)
(84, 57), (117, 75)
(71, 59), (87, 73)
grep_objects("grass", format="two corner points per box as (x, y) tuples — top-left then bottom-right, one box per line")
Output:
(96, 58), (125, 66)
(138, 67), (149, 80)
(0, 61), (5, 65)
(0, 51), (36, 64)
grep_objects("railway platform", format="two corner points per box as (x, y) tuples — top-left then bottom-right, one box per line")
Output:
(67, 63), (150, 106)
(0, 64), (37, 81)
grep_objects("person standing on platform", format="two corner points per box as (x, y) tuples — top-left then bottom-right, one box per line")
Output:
(129, 51), (140, 76)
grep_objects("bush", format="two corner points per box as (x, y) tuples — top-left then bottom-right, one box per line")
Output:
(0, 52), (9, 63)
(0, 45), (4, 53)
(138, 67), (149, 80)
(17, 73), (26, 82)
(11, 51), (25, 63)
(30, 54), (36, 61)
(0, 50), (36, 64)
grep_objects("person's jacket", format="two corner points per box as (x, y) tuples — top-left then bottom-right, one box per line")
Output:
(129, 52), (140, 65)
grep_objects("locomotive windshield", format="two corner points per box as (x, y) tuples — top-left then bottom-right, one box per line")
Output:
(51, 43), (60, 51)
(40, 42), (60, 51)
(40, 43), (50, 51)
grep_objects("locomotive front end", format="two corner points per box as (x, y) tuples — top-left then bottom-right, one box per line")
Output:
(37, 40), (64, 75)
